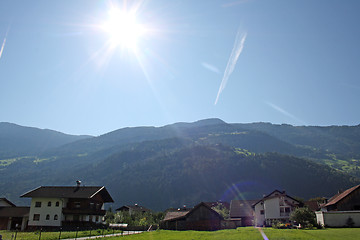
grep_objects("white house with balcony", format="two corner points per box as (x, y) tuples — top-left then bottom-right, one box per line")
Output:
(253, 190), (300, 226)
(21, 181), (114, 228)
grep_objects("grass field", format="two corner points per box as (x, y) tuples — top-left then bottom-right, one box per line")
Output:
(0, 228), (121, 240)
(103, 227), (360, 240)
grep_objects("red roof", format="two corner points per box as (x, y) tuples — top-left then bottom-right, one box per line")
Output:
(324, 184), (360, 207)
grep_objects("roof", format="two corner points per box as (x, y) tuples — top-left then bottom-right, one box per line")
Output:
(162, 202), (223, 222)
(0, 198), (16, 207)
(230, 200), (258, 218)
(253, 190), (300, 207)
(163, 210), (190, 221)
(305, 200), (321, 212)
(21, 186), (114, 202)
(116, 204), (151, 212)
(324, 184), (360, 207)
(0, 207), (30, 217)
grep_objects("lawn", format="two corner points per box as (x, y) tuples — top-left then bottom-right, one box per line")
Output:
(0, 228), (121, 240)
(103, 227), (360, 240)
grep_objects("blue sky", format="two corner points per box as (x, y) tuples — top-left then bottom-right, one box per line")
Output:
(1, 0), (359, 135)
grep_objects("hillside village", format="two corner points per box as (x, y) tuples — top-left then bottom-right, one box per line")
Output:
(1, 181), (360, 231)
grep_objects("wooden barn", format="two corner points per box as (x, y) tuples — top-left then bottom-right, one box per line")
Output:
(160, 202), (223, 231)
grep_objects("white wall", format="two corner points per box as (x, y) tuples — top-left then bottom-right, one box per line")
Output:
(264, 198), (280, 219)
(28, 198), (64, 227)
(254, 202), (265, 226)
(316, 211), (360, 227)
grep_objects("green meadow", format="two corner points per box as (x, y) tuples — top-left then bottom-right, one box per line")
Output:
(0, 228), (121, 240)
(105, 228), (360, 240)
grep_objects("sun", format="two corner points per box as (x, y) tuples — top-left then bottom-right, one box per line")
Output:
(101, 8), (146, 50)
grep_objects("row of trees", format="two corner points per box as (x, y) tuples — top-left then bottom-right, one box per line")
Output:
(105, 209), (165, 226)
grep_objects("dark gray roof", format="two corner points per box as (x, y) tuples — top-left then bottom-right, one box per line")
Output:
(0, 207), (29, 217)
(21, 186), (114, 202)
(230, 200), (258, 218)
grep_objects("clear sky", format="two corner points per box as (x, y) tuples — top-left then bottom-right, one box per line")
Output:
(1, 0), (359, 136)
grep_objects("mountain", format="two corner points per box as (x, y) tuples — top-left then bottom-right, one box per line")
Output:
(0, 122), (92, 158)
(0, 119), (359, 210)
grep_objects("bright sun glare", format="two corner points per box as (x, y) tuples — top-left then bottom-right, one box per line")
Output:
(102, 8), (146, 50)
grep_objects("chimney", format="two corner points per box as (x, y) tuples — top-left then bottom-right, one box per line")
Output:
(76, 180), (81, 187)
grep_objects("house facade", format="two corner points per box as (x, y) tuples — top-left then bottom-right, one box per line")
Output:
(253, 190), (300, 226)
(21, 182), (113, 228)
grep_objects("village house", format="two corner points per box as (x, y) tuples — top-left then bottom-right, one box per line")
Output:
(253, 190), (300, 226)
(0, 198), (29, 231)
(116, 204), (151, 215)
(316, 184), (360, 227)
(160, 202), (224, 231)
(20, 181), (113, 229)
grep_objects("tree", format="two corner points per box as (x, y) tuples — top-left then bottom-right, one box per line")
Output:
(290, 207), (316, 228)
(212, 203), (230, 219)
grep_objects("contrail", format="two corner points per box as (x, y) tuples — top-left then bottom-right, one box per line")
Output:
(0, 28), (9, 60)
(215, 30), (247, 105)
(202, 62), (220, 74)
(266, 101), (307, 125)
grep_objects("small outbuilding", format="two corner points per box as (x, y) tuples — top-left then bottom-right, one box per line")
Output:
(160, 202), (223, 231)
(0, 198), (29, 230)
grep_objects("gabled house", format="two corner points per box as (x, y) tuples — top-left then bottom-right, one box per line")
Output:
(0, 198), (29, 230)
(253, 190), (300, 226)
(116, 204), (151, 215)
(160, 202), (223, 231)
(321, 184), (360, 211)
(230, 199), (258, 227)
(21, 182), (113, 228)
(316, 184), (360, 227)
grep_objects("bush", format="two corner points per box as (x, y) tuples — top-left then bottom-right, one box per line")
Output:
(290, 207), (316, 229)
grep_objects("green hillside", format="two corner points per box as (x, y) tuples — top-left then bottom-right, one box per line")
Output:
(0, 119), (359, 210)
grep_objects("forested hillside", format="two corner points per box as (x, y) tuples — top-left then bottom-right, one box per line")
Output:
(0, 119), (359, 210)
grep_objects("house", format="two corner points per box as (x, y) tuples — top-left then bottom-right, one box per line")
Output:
(20, 181), (114, 228)
(321, 184), (360, 211)
(253, 190), (300, 226)
(316, 184), (360, 227)
(229, 199), (258, 227)
(0, 198), (29, 230)
(116, 204), (150, 215)
(160, 202), (224, 231)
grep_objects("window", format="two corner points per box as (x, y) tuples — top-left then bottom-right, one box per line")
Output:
(35, 202), (41, 208)
(260, 210), (264, 215)
(33, 214), (40, 221)
(95, 216), (99, 222)
(56, 201), (60, 207)
(54, 214), (58, 220)
(48, 201), (51, 207)
(75, 202), (81, 208)
(90, 202), (95, 209)
(280, 207), (291, 216)
(46, 214), (50, 220)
